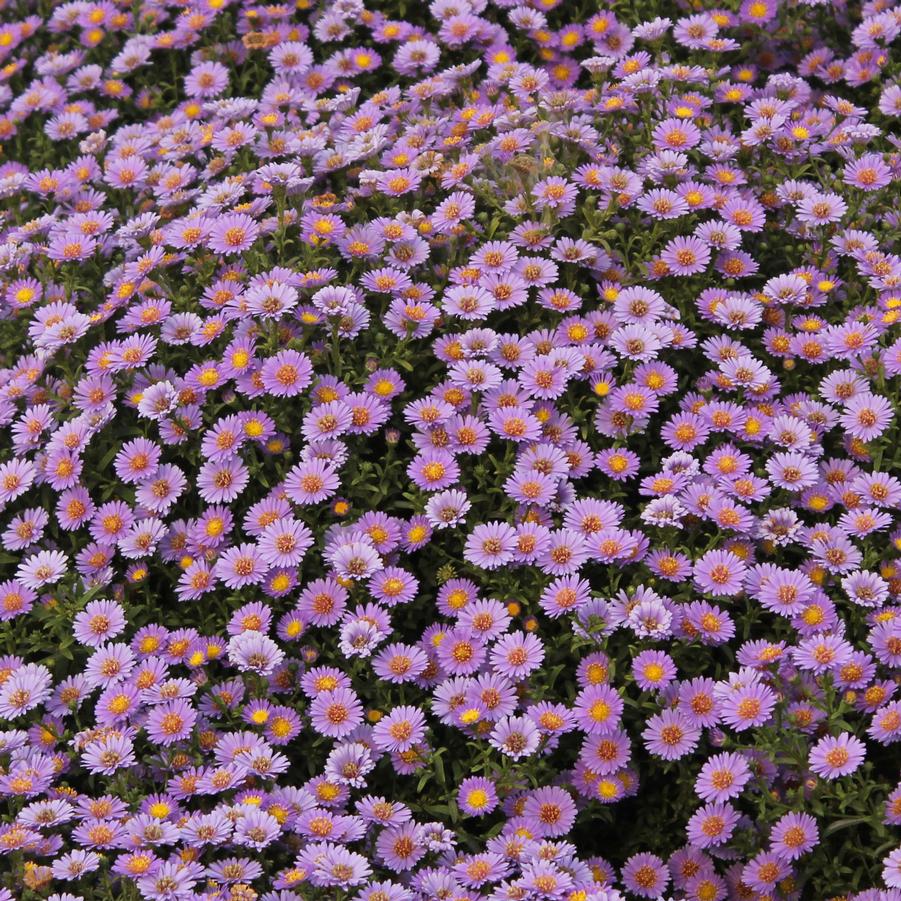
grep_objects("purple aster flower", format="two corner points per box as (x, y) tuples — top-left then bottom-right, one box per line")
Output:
(145, 699), (197, 746)
(310, 688), (363, 739)
(137, 860), (199, 899)
(632, 650), (678, 691)
(227, 632), (284, 675)
(326, 539), (383, 581)
(844, 153), (892, 191)
(0, 664), (52, 719)
(284, 459), (341, 505)
(81, 734), (136, 776)
(372, 705), (427, 753)
(408, 450), (460, 492)
(258, 518), (313, 567)
(693, 548), (747, 596)
(809, 733), (866, 779)
(464, 521), (518, 570)
(574, 684), (624, 735)
(622, 852), (670, 898)
(643, 709), (701, 760)
(208, 212), (260, 255)
(458, 776), (498, 817)
(260, 349), (314, 397)
(489, 632), (544, 680)
(522, 786), (577, 837)
(770, 811), (819, 861)
(661, 235), (711, 275)
(234, 808), (281, 850)
(840, 392), (893, 441)
(216, 543), (267, 589)
(490, 715), (541, 759)
(686, 801), (740, 848)
(325, 741), (374, 787)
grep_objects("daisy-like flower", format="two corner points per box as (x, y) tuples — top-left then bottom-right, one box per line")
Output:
(73, 600), (126, 647)
(693, 548), (747, 597)
(310, 688), (364, 739)
(234, 808), (281, 850)
(145, 699), (197, 746)
(424, 489), (471, 529)
(661, 235), (711, 274)
(796, 192), (848, 225)
(686, 801), (740, 848)
(643, 709), (701, 760)
(741, 851), (789, 895)
(81, 734), (136, 776)
(208, 212), (260, 255)
(285, 459), (341, 505)
(327, 539), (383, 581)
(532, 177), (579, 215)
(464, 521), (518, 570)
(216, 543), (267, 588)
(523, 786), (577, 837)
(632, 650), (677, 691)
(696, 751), (752, 802)
(258, 518), (314, 567)
(809, 733), (866, 779)
(575, 684), (624, 735)
(227, 632), (284, 675)
(408, 451), (460, 492)
(16, 550), (68, 590)
(719, 679), (777, 731)
(770, 811), (819, 861)
(261, 349), (314, 397)
(844, 153), (892, 191)
(840, 392), (893, 441)
(489, 715), (541, 760)
(457, 776), (498, 817)
(372, 705), (426, 753)
(622, 853), (670, 899)
(489, 632), (544, 680)
(0, 664), (53, 719)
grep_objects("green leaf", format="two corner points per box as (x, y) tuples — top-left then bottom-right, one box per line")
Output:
(824, 816), (870, 837)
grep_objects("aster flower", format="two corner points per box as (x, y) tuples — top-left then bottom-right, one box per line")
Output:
(310, 688), (363, 739)
(0, 2), (898, 893)
(284, 459), (341, 505)
(622, 853), (670, 899)
(632, 650), (677, 691)
(643, 710), (701, 760)
(372, 705), (427, 753)
(693, 549), (747, 596)
(686, 801), (740, 848)
(809, 732), (866, 779)
(208, 213), (260, 255)
(261, 349), (314, 397)
(81, 734), (136, 776)
(742, 851), (790, 895)
(537, 575), (590, 618)
(234, 808), (281, 850)
(490, 715), (541, 760)
(489, 632), (544, 680)
(0, 664), (53, 718)
(797, 192), (848, 225)
(840, 392), (893, 441)
(145, 699), (197, 746)
(770, 811), (819, 860)
(327, 539), (383, 581)
(72, 600), (126, 647)
(227, 632), (284, 675)
(575, 684), (625, 735)
(457, 776), (498, 817)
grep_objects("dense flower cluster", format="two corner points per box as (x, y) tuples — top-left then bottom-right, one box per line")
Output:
(0, 0), (900, 898)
